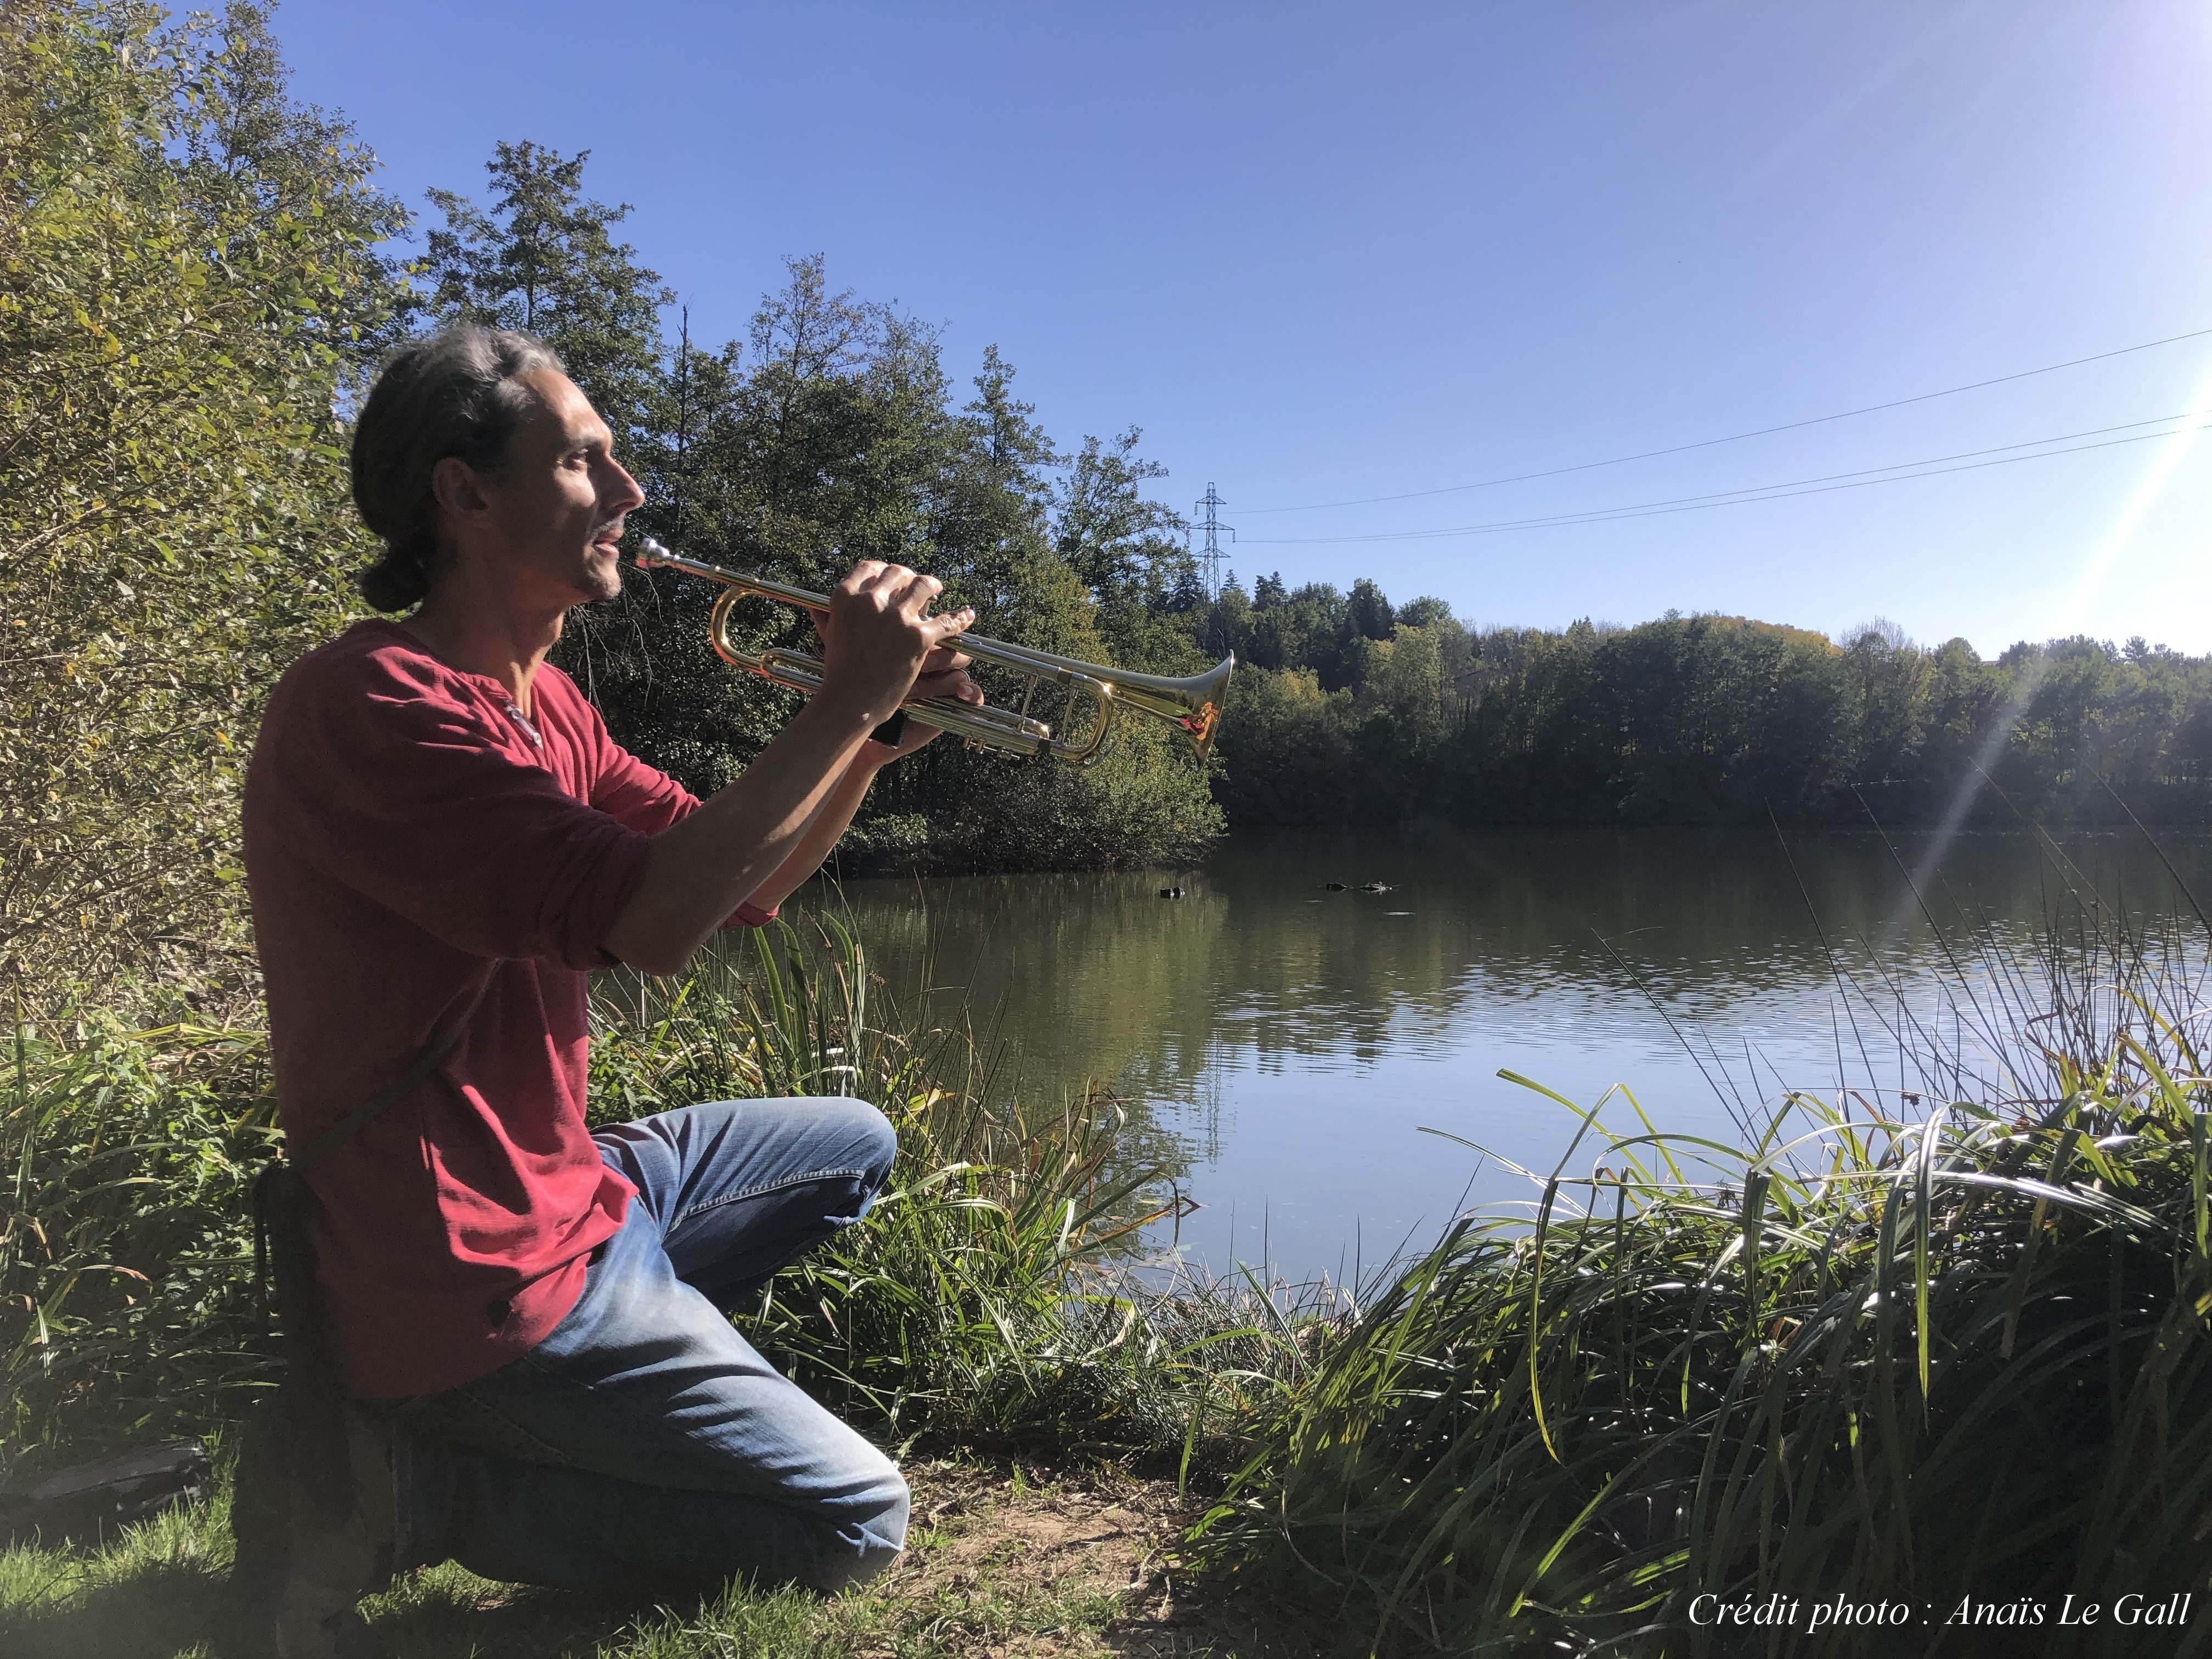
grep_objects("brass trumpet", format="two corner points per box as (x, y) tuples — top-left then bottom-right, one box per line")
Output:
(635, 539), (1234, 766)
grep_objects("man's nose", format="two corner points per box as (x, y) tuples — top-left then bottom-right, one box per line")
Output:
(603, 458), (646, 512)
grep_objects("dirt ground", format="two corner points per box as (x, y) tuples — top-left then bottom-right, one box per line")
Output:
(874, 1460), (1228, 1658)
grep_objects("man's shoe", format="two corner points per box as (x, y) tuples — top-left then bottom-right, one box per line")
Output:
(227, 1396), (292, 1623)
(238, 1403), (396, 1659)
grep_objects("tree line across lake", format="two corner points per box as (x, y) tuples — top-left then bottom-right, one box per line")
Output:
(9, 0), (2212, 1003)
(1211, 597), (2212, 830)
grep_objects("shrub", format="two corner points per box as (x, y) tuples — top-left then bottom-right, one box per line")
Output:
(1, 1014), (277, 1476)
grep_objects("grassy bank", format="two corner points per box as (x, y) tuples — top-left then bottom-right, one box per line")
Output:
(1, 919), (1277, 1656)
(11, 882), (2212, 1655)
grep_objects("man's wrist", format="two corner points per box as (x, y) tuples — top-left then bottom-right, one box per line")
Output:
(862, 709), (910, 754)
(804, 682), (894, 740)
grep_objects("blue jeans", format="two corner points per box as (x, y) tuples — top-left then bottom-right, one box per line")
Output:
(389, 1097), (907, 1594)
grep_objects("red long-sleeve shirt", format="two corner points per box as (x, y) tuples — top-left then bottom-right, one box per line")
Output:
(244, 618), (706, 1398)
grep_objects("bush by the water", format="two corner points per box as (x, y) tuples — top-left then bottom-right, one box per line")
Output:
(1, 0), (407, 1004)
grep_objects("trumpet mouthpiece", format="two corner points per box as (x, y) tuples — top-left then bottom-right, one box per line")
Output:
(636, 537), (671, 567)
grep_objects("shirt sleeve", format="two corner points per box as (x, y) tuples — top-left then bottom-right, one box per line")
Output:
(583, 720), (699, 836)
(563, 677), (780, 933)
(269, 648), (653, 970)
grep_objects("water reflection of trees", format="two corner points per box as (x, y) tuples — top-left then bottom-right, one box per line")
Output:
(794, 827), (2212, 1175)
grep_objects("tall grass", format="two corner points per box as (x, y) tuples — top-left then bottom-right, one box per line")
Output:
(591, 918), (1211, 1450)
(0, 917), (1209, 1481)
(1193, 873), (2212, 1655)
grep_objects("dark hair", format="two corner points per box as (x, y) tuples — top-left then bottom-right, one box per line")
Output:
(349, 326), (566, 611)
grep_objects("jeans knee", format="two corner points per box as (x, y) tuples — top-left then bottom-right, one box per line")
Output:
(850, 1099), (899, 1189)
(814, 1096), (899, 1198)
(816, 1464), (909, 1593)
(866, 1463), (911, 1551)
(888, 1462), (911, 1522)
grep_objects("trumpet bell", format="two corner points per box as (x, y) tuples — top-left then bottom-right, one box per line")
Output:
(985, 639), (1234, 765)
(1125, 653), (1235, 766)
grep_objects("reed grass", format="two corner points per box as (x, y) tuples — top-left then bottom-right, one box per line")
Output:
(1, 1012), (278, 1470)
(1192, 870), (2212, 1655)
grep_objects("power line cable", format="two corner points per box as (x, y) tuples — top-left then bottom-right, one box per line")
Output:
(1246, 407), (2205, 540)
(1240, 414), (2212, 546)
(1243, 324), (2212, 514)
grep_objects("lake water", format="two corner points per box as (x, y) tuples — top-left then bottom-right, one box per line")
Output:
(799, 827), (2212, 1284)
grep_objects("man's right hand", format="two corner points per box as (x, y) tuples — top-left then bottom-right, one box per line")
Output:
(815, 561), (975, 724)
(606, 560), (978, 978)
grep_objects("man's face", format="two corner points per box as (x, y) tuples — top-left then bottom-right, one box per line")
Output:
(470, 369), (644, 610)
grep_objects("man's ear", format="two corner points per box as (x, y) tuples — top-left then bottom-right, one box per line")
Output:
(430, 455), (490, 524)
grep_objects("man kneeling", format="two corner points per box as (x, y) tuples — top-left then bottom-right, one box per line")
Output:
(240, 326), (981, 1654)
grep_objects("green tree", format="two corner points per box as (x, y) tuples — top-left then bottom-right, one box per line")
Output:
(420, 233), (1229, 870)
(420, 140), (673, 447)
(0, 0), (408, 1006)
(880, 366), (1221, 869)
(1050, 429), (1203, 673)
(1397, 595), (1454, 630)
(1214, 668), (1357, 825)
(1348, 577), (1395, 642)
(932, 345), (1060, 619)
(582, 256), (958, 793)
(1841, 618), (1932, 785)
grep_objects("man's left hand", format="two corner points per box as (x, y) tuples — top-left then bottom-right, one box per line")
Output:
(811, 605), (985, 760)
(871, 645), (985, 760)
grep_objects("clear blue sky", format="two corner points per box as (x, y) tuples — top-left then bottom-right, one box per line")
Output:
(268, 1), (2212, 655)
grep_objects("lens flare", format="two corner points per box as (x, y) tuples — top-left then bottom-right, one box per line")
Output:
(1884, 356), (2212, 944)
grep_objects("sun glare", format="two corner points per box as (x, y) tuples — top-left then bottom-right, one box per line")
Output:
(1884, 362), (2212, 945)
(2059, 356), (2212, 634)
